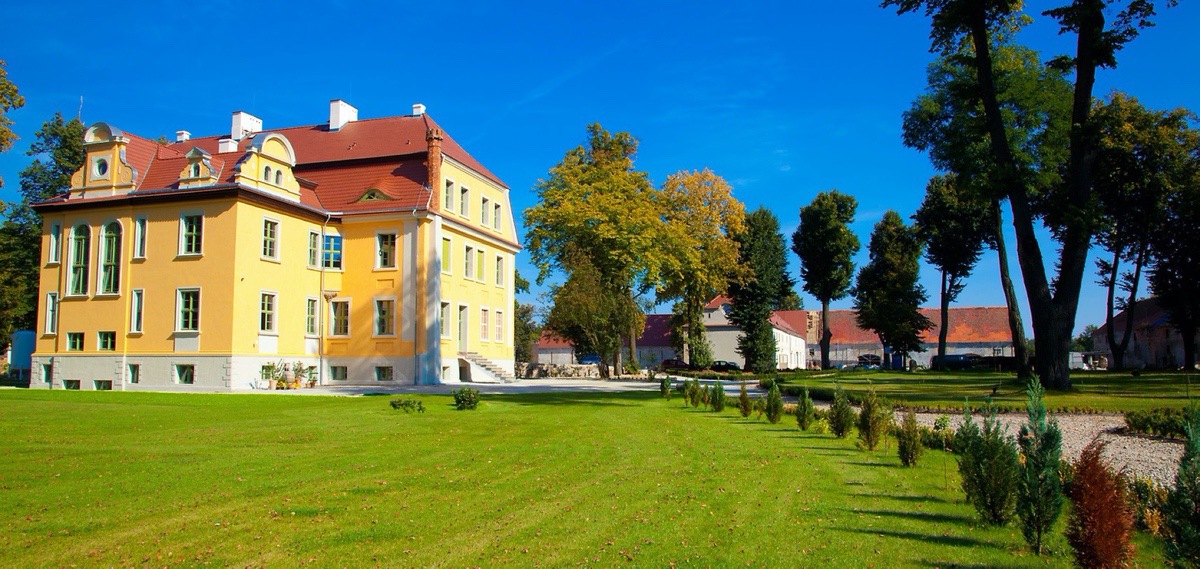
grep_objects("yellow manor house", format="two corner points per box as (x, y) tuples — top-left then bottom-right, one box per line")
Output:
(30, 101), (518, 390)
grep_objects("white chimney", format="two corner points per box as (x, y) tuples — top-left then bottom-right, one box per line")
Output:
(218, 138), (239, 153)
(329, 99), (358, 131)
(412, 103), (426, 116)
(175, 130), (191, 143)
(230, 111), (262, 140)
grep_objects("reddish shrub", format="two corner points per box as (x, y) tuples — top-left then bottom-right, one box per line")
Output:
(1066, 439), (1135, 568)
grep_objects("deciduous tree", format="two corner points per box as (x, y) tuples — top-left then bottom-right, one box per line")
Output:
(0, 59), (24, 188)
(854, 211), (932, 366)
(792, 190), (859, 369)
(1149, 161), (1200, 370)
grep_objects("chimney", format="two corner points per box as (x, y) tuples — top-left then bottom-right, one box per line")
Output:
(329, 99), (358, 131)
(230, 111), (262, 140)
(175, 130), (191, 143)
(426, 127), (443, 214)
(218, 138), (239, 153)
(412, 103), (426, 116)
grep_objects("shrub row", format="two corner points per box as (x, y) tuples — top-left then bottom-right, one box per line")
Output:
(1125, 407), (1189, 438)
(389, 398), (425, 413)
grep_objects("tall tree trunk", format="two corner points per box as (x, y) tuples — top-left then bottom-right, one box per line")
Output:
(1104, 244), (1123, 369)
(1183, 323), (1197, 372)
(937, 270), (950, 370)
(629, 326), (638, 374)
(1113, 244), (1147, 369)
(820, 299), (832, 369)
(993, 201), (1031, 379)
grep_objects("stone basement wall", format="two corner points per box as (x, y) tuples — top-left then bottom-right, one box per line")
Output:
(517, 362), (602, 379)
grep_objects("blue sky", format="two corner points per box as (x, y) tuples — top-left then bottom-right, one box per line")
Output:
(2, 1), (1198, 335)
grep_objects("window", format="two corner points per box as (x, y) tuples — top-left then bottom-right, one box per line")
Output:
(482, 197), (490, 226)
(98, 331), (116, 351)
(323, 235), (343, 269)
(263, 166), (272, 181)
(133, 216), (147, 259)
(260, 293), (276, 333)
(94, 158), (108, 177)
(306, 298), (318, 336)
(180, 214), (203, 255)
(66, 332), (83, 351)
(176, 364), (195, 385)
(190, 162), (201, 178)
(480, 308), (490, 341)
(42, 364), (52, 384)
(64, 380), (80, 390)
(442, 238), (452, 275)
(330, 300), (350, 336)
(375, 299), (396, 336)
(495, 310), (504, 342)
(476, 249), (485, 281)
(130, 289), (144, 333)
(177, 288), (200, 332)
(262, 219), (279, 260)
(496, 255), (505, 286)
(375, 366), (394, 381)
(94, 380), (113, 391)
(444, 180), (454, 210)
(377, 232), (397, 269)
(44, 292), (58, 335)
(330, 366), (348, 381)
(128, 364), (140, 384)
(48, 222), (61, 263)
(99, 222), (121, 294)
(465, 245), (474, 278)
(460, 187), (469, 216)
(308, 232), (320, 268)
(275, 170), (283, 185)
(440, 301), (450, 338)
(493, 203), (502, 230)
(69, 224), (90, 295)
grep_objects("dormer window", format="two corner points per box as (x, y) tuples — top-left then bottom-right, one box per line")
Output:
(94, 159), (109, 177)
(190, 162), (201, 178)
(263, 166), (272, 181)
(274, 170), (282, 185)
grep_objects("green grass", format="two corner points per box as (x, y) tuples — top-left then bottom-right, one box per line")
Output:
(780, 369), (1200, 412)
(0, 389), (1167, 567)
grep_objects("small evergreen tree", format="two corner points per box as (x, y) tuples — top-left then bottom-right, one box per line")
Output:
(688, 378), (702, 407)
(897, 409), (924, 466)
(753, 395), (766, 420)
(659, 375), (672, 399)
(765, 383), (783, 424)
(828, 384), (855, 438)
(953, 402), (978, 455)
(958, 400), (1020, 526)
(797, 387), (815, 430)
(1067, 439), (1135, 568)
(1166, 406), (1200, 565)
(738, 381), (752, 418)
(857, 386), (891, 451)
(712, 381), (726, 412)
(1016, 378), (1064, 555)
(701, 384), (712, 408)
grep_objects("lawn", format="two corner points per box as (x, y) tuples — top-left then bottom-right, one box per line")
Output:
(0, 389), (1167, 567)
(780, 369), (1200, 412)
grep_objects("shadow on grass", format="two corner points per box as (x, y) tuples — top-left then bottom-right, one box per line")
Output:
(833, 527), (1000, 550)
(844, 461), (898, 469)
(849, 493), (952, 504)
(848, 508), (974, 524)
(499, 391), (657, 407)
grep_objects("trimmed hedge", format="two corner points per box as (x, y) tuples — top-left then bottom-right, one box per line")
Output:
(1125, 407), (1189, 439)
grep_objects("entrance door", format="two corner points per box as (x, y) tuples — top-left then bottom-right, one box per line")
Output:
(458, 305), (468, 352)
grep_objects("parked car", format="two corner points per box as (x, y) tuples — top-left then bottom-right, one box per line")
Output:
(857, 354), (882, 367)
(930, 353), (982, 371)
(659, 359), (691, 372)
(577, 354), (601, 365)
(709, 360), (741, 373)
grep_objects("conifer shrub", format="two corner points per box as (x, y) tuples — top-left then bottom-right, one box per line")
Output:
(856, 386), (891, 451)
(1125, 407), (1188, 438)
(753, 395), (766, 420)
(452, 387), (480, 410)
(810, 417), (829, 434)
(701, 385), (712, 408)
(738, 381), (752, 418)
(765, 383), (783, 424)
(711, 381), (726, 412)
(953, 403), (978, 455)
(686, 378), (701, 407)
(1016, 379), (1064, 555)
(1129, 476), (1169, 536)
(897, 409), (923, 467)
(797, 387), (815, 431)
(1067, 439), (1135, 568)
(659, 375), (672, 399)
(958, 400), (1019, 526)
(828, 383), (856, 438)
(1166, 407), (1200, 565)
(758, 376), (776, 391)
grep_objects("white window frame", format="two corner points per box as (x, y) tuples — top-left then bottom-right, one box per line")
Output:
(307, 231), (320, 269)
(47, 222), (62, 264)
(495, 255), (505, 287)
(475, 247), (486, 282)
(97, 331), (116, 351)
(176, 287), (201, 333)
(329, 298), (351, 337)
(261, 217), (281, 262)
(440, 301), (451, 339)
(442, 237), (452, 275)
(67, 223), (90, 297)
(178, 212), (204, 256)
(495, 310), (504, 343)
(322, 233), (343, 270)
(493, 203), (502, 231)
(373, 296), (397, 337)
(375, 231), (398, 270)
(460, 186), (469, 217)
(66, 332), (83, 351)
(330, 366), (348, 381)
(464, 245), (475, 280)
(97, 220), (122, 296)
(44, 292), (58, 335)
(444, 179), (455, 211)
(305, 296), (319, 337)
(259, 291), (278, 334)
(482, 196), (490, 226)
(374, 366), (394, 382)
(175, 364), (195, 385)
(127, 363), (140, 384)
(129, 289), (144, 334)
(480, 307), (490, 341)
(133, 215), (147, 259)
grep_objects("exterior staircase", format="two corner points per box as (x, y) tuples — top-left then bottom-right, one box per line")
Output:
(458, 352), (516, 383)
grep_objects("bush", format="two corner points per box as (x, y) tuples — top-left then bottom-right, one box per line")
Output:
(953, 403), (978, 455)
(1067, 439), (1135, 568)
(452, 387), (480, 410)
(390, 398), (425, 413)
(1125, 407), (1188, 438)
(958, 401), (1019, 526)
(753, 395), (766, 420)
(1166, 407), (1200, 565)
(1129, 475), (1169, 536)
(856, 386), (890, 451)
(686, 378), (701, 407)
(701, 385), (712, 408)
(797, 387), (815, 431)
(920, 424), (955, 452)
(897, 409), (923, 467)
(1016, 378), (1064, 555)
(765, 383), (783, 424)
(810, 418), (830, 435)
(738, 382), (752, 418)
(659, 375), (672, 399)
(758, 376), (776, 391)
(711, 382), (726, 412)
(828, 384), (856, 438)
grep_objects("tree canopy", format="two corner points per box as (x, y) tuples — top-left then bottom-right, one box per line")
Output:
(0, 59), (24, 188)
(792, 189), (859, 369)
(728, 207), (791, 373)
(854, 210), (932, 362)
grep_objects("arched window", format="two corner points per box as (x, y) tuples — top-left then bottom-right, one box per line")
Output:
(263, 166), (272, 181)
(275, 170), (282, 185)
(99, 222), (122, 294)
(69, 224), (90, 295)
(190, 162), (201, 178)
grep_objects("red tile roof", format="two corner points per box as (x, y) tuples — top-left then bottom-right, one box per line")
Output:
(1094, 297), (1170, 337)
(823, 307), (1012, 346)
(298, 159), (430, 213)
(639, 314), (674, 347)
(705, 295), (732, 310)
(772, 310), (807, 337)
(536, 330), (573, 349)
